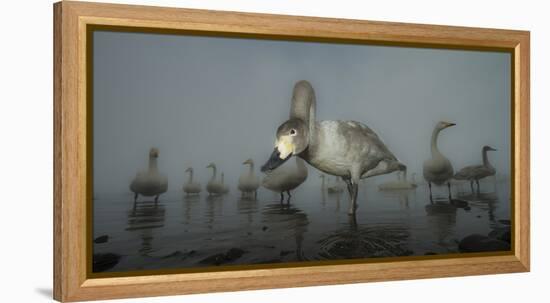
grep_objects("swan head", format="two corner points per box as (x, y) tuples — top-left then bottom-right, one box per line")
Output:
(206, 163), (216, 169)
(436, 121), (456, 131)
(261, 119), (308, 172)
(242, 158), (254, 165)
(483, 145), (497, 151)
(149, 148), (159, 158)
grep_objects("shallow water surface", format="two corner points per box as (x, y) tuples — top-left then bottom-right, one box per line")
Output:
(93, 180), (510, 273)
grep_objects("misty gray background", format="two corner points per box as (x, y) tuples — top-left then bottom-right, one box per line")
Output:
(93, 31), (510, 195)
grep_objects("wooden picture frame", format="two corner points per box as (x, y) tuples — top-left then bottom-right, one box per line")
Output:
(53, 1), (530, 301)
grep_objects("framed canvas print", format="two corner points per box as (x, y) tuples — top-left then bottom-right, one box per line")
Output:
(53, 1), (530, 302)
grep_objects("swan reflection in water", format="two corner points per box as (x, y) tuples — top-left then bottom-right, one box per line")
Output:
(261, 203), (309, 261)
(126, 200), (166, 256)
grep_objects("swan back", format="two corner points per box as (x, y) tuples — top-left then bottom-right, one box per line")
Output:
(262, 157), (308, 193)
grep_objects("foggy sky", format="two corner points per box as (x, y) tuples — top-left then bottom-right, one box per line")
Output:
(93, 31), (510, 194)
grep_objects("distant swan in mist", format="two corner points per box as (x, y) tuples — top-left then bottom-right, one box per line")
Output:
(183, 167), (201, 195)
(378, 170), (418, 190)
(262, 157), (308, 203)
(423, 121), (456, 200)
(327, 177), (344, 193)
(261, 80), (405, 215)
(221, 172), (229, 194)
(206, 163), (225, 195)
(238, 158), (260, 198)
(454, 145), (497, 192)
(130, 148), (168, 202)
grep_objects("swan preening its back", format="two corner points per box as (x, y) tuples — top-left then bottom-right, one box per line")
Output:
(183, 167), (201, 195)
(238, 158), (260, 198)
(261, 80), (405, 214)
(422, 121), (456, 200)
(454, 145), (497, 191)
(130, 148), (168, 202)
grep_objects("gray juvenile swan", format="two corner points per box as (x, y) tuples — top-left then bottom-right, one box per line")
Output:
(261, 80), (405, 215)
(130, 148), (168, 203)
(454, 145), (497, 192)
(238, 159), (260, 198)
(183, 167), (201, 195)
(206, 163), (225, 195)
(262, 157), (308, 203)
(422, 121), (456, 201)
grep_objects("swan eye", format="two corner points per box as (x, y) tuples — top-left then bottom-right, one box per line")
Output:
(289, 129), (297, 136)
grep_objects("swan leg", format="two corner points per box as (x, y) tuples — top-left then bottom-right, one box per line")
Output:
(428, 182), (433, 203)
(447, 182), (452, 200)
(470, 180), (475, 193)
(280, 192), (284, 203)
(134, 192), (138, 203)
(154, 195), (159, 203)
(286, 190), (291, 204)
(476, 180), (481, 194)
(254, 190), (257, 200)
(344, 178), (358, 215)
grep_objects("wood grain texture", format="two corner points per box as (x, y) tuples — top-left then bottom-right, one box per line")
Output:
(53, 1), (530, 301)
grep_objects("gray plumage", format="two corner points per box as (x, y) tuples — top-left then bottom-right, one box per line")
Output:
(454, 145), (497, 191)
(261, 80), (405, 215)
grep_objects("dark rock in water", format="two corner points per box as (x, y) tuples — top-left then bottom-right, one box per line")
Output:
(161, 249), (197, 260)
(450, 199), (469, 208)
(488, 229), (511, 244)
(93, 253), (121, 272)
(225, 248), (246, 261)
(199, 248), (247, 266)
(94, 235), (109, 244)
(476, 215), (482, 218)
(463, 206), (471, 211)
(280, 250), (294, 256)
(424, 252), (438, 255)
(199, 253), (226, 266)
(499, 219), (512, 226)
(458, 234), (510, 253)
(262, 226), (269, 231)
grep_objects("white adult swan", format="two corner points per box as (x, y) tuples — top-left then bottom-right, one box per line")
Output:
(183, 167), (201, 195)
(206, 163), (225, 195)
(238, 158), (260, 198)
(130, 148), (168, 202)
(262, 157), (308, 203)
(261, 80), (405, 214)
(454, 145), (497, 192)
(422, 121), (456, 200)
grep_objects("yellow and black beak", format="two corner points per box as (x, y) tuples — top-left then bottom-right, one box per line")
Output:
(261, 148), (292, 172)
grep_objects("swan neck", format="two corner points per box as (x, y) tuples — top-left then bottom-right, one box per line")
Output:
(482, 149), (492, 168)
(148, 157), (158, 173)
(210, 167), (217, 181)
(296, 157), (307, 173)
(290, 83), (316, 139)
(248, 163), (254, 174)
(430, 128), (442, 157)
